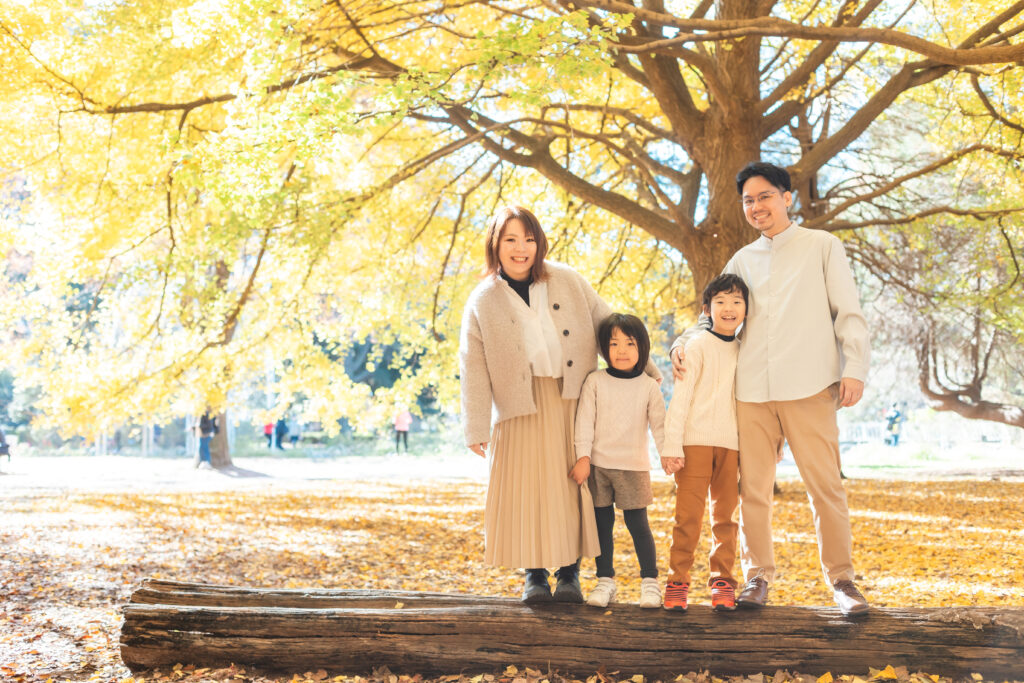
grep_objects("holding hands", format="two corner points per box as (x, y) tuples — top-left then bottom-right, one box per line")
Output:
(569, 456), (591, 485)
(661, 456), (684, 475)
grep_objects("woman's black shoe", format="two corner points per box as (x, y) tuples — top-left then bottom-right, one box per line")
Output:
(522, 569), (553, 604)
(552, 567), (584, 603)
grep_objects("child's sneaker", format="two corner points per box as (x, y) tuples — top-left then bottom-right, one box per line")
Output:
(639, 577), (661, 608)
(710, 579), (736, 611)
(663, 581), (689, 611)
(586, 577), (617, 607)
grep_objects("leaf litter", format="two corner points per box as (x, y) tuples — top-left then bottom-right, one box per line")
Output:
(1, 477), (1022, 682)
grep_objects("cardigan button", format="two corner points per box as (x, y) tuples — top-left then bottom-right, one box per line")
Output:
(553, 303), (560, 310)
(567, 360), (573, 367)
(562, 329), (569, 336)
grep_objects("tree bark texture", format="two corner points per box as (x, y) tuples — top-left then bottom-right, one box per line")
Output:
(120, 580), (1024, 678)
(210, 411), (231, 469)
(191, 411), (232, 469)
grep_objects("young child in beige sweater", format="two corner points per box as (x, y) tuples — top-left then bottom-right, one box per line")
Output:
(662, 273), (748, 612)
(573, 313), (666, 608)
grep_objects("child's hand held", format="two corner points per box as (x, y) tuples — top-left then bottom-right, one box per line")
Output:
(569, 457), (591, 485)
(661, 456), (684, 475)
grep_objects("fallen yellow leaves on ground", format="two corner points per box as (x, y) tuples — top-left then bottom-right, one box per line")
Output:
(1, 477), (1022, 682)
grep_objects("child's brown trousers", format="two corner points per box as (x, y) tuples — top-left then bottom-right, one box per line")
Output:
(667, 445), (739, 587)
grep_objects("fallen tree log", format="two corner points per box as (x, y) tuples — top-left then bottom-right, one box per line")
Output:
(120, 579), (1024, 678)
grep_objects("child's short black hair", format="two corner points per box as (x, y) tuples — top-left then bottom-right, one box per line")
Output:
(702, 274), (749, 311)
(597, 313), (650, 373)
(736, 161), (791, 195)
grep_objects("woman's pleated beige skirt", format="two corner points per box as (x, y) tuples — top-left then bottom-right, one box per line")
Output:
(484, 376), (601, 568)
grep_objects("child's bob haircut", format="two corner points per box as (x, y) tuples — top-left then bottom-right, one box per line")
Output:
(597, 313), (650, 373)
(701, 274), (749, 320)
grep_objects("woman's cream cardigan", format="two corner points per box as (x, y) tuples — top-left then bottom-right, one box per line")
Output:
(459, 261), (661, 447)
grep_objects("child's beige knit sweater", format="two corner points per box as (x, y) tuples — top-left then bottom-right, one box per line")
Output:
(663, 330), (739, 459)
(574, 370), (666, 470)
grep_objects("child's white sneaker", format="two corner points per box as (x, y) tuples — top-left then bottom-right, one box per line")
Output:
(586, 577), (617, 607)
(639, 577), (662, 608)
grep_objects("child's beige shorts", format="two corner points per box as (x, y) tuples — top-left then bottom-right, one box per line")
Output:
(588, 465), (652, 510)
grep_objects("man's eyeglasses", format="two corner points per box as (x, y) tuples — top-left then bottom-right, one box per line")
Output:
(741, 191), (778, 208)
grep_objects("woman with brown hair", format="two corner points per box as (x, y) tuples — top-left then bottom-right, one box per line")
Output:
(459, 205), (661, 603)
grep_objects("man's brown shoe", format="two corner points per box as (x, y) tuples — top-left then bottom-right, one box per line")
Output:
(833, 580), (869, 616)
(736, 576), (768, 608)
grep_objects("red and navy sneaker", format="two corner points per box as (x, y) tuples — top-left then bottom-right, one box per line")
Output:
(663, 581), (689, 611)
(710, 579), (736, 611)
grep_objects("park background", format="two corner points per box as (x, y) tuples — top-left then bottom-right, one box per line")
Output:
(1, 0), (1024, 681)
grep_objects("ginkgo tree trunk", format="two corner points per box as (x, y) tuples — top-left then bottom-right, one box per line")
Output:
(209, 414), (231, 468)
(0, 0), (1022, 436)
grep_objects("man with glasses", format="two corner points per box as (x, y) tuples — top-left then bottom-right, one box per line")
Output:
(671, 161), (870, 616)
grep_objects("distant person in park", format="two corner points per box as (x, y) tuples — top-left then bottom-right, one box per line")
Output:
(196, 412), (218, 467)
(393, 407), (413, 453)
(662, 274), (748, 613)
(459, 205), (662, 604)
(574, 313), (666, 609)
(288, 418), (301, 447)
(885, 402), (903, 446)
(263, 422), (273, 448)
(0, 426), (10, 464)
(274, 418), (288, 450)
(671, 161), (871, 616)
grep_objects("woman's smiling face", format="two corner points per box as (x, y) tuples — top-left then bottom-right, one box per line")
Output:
(498, 218), (537, 281)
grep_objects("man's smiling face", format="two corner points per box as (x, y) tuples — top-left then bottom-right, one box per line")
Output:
(741, 174), (792, 238)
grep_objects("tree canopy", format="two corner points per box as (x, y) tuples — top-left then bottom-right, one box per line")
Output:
(1, 0), (1022, 437)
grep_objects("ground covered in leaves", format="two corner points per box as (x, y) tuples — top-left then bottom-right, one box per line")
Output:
(1, 466), (1022, 683)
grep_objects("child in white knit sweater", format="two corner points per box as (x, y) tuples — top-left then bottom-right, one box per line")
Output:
(573, 313), (666, 608)
(662, 274), (748, 612)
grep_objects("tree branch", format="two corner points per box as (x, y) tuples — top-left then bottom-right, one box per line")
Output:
(790, 61), (951, 185)
(971, 73), (1024, 135)
(689, 0), (713, 19)
(220, 227), (272, 345)
(443, 105), (685, 245)
(760, 0), (887, 113)
(803, 145), (1023, 228)
(627, 42), (709, 145)
(916, 326), (1024, 428)
(822, 205), (1024, 232)
(550, 103), (675, 140)
(430, 162), (494, 341)
(759, 0), (829, 77)
(995, 220), (1022, 295)
(579, 0), (1024, 66)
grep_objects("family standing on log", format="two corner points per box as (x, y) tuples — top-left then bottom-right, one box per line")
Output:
(459, 161), (871, 616)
